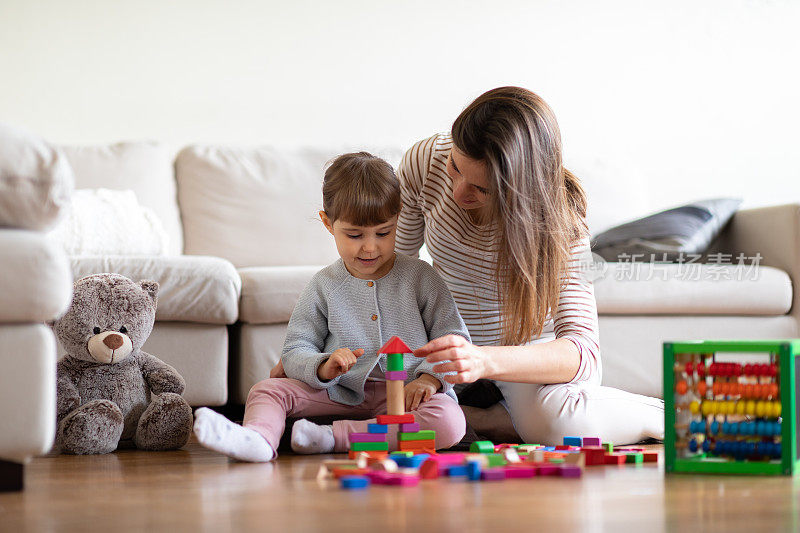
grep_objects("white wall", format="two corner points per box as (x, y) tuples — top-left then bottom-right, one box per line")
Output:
(1, 0), (798, 231)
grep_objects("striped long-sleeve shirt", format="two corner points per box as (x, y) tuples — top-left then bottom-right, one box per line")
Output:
(394, 133), (601, 384)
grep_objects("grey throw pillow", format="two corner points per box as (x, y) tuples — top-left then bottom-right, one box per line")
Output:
(591, 198), (743, 262)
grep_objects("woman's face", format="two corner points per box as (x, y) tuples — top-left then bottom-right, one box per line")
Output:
(447, 146), (491, 212)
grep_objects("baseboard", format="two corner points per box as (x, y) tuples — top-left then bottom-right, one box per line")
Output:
(0, 460), (23, 492)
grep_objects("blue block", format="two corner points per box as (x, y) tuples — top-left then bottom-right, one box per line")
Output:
(368, 424), (389, 434)
(391, 454), (430, 468)
(446, 465), (469, 477)
(544, 446), (556, 452)
(340, 476), (370, 490)
(466, 460), (481, 481)
(563, 436), (582, 446)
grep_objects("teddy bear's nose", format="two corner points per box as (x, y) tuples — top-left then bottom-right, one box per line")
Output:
(103, 334), (124, 350)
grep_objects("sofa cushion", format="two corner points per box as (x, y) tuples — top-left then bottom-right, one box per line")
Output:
(0, 229), (73, 323)
(0, 122), (73, 231)
(239, 265), (325, 324)
(176, 145), (403, 268)
(60, 142), (183, 255)
(0, 324), (57, 462)
(69, 255), (241, 325)
(595, 262), (792, 315)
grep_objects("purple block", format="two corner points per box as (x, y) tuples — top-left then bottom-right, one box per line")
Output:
(504, 466), (536, 478)
(537, 464), (559, 476)
(349, 432), (387, 443)
(386, 473), (420, 486)
(367, 471), (393, 484)
(399, 423), (420, 432)
(480, 467), (507, 481)
(582, 437), (601, 447)
(384, 370), (408, 380)
(559, 465), (582, 478)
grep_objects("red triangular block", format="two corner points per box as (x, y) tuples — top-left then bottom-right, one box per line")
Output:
(379, 335), (412, 355)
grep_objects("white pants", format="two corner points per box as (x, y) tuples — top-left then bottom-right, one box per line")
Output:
(496, 379), (665, 446)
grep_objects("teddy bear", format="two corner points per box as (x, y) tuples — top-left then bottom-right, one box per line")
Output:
(52, 273), (193, 454)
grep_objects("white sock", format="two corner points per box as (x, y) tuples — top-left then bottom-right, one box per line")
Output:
(193, 407), (275, 462)
(291, 419), (335, 454)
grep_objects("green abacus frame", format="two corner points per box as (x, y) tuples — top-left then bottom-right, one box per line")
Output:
(664, 339), (800, 475)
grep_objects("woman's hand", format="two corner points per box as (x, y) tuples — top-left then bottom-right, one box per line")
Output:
(413, 335), (492, 384)
(403, 374), (441, 411)
(317, 348), (365, 381)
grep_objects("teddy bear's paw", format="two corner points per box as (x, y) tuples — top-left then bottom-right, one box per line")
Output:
(59, 399), (124, 455)
(134, 393), (193, 451)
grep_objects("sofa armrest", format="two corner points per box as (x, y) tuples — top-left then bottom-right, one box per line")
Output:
(710, 203), (800, 330)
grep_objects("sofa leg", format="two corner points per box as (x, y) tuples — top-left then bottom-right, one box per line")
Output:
(0, 460), (24, 492)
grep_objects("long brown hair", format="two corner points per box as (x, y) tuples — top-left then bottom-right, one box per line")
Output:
(452, 87), (588, 345)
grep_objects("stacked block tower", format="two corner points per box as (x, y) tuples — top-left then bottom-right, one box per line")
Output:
(664, 339), (800, 475)
(348, 336), (436, 459)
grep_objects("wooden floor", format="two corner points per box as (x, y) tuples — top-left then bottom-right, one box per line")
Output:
(2, 439), (799, 532)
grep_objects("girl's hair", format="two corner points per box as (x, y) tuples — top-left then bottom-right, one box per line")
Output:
(452, 86), (588, 346)
(322, 152), (401, 226)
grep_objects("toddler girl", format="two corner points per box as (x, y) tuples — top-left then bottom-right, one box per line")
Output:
(194, 151), (469, 461)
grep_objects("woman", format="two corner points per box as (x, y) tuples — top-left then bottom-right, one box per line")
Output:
(397, 86), (664, 445)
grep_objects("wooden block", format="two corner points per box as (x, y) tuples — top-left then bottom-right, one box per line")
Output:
(604, 453), (627, 465)
(625, 452), (644, 464)
(350, 441), (389, 452)
(368, 424), (388, 434)
(373, 459), (399, 472)
(582, 446), (606, 466)
(349, 450), (388, 460)
(563, 436), (582, 446)
(486, 454), (507, 467)
(517, 445), (543, 453)
(387, 353), (405, 371)
(469, 440), (495, 454)
(376, 413), (415, 424)
(536, 464), (560, 476)
(386, 379), (405, 416)
(398, 439), (436, 451)
(504, 465), (537, 478)
(480, 467), (507, 480)
(348, 432), (387, 443)
(603, 442), (614, 453)
(399, 423), (420, 432)
(559, 465), (582, 478)
(563, 452), (585, 468)
(384, 370), (408, 380)
(420, 459), (441, 479)
(582, 437), (601, 447)
(642, 452), (659, 463)
(502, 448), (522, 463)
(340, 476), (370, 490)
(398, 430), (436, 441)
(332, 467), (369, 479)
(427, 453), (466, 465)
(386, 473), (420, 486)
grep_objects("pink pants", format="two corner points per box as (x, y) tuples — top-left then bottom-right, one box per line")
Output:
(243, 378), (466, 453)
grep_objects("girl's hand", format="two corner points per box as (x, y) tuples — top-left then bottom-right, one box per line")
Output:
(404, 374), (441, 411)
(269, 360), (287, 378)
(413, 335), (491, 385)
(318, 348), (365, 381)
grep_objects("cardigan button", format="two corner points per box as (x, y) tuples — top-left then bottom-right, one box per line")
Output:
(371, 314), (378, 321)
(367, 281), (374, 287)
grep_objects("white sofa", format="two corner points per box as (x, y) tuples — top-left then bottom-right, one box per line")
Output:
(0, 126), (73, 490)
(8, 138), (797, 420)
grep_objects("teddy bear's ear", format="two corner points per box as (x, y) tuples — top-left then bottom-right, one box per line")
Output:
(139, 280), (159, 301)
